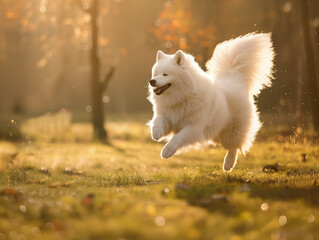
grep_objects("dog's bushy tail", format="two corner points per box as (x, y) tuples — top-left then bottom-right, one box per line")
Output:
(206, 33), (275, 95)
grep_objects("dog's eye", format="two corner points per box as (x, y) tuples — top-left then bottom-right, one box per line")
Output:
(163, 73), (168, 76)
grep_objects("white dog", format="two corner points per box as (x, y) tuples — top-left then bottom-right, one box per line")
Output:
(147, 33), (274, 171)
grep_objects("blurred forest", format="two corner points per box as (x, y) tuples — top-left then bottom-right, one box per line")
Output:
(0, 0), (319, 133)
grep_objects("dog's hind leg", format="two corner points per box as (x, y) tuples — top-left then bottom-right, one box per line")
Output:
(223, 149), (238, 172)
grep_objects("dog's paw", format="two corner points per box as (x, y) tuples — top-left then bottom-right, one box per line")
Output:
(161, 144), (177, 159)
(151, 126), (164, 141)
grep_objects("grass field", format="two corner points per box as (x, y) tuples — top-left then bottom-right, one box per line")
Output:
(0, 113), (319, 240)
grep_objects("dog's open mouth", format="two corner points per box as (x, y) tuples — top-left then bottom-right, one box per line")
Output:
(154, 83), (171, 95)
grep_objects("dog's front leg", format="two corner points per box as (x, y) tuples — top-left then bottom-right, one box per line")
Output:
(150, 115), (170, 141)
(161, 126), (203, 159)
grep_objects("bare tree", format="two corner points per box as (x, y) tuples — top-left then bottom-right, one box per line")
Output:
(76, 0), (115, 142)
(299, 0), (319, 132)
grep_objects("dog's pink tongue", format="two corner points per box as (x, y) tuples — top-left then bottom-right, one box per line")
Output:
(154, 88), (161, 94)
(154, 86), (164, 95)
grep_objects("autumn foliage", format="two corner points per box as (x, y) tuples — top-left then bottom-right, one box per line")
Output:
(149, 0), (216, 64)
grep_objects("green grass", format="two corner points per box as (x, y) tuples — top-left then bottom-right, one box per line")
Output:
(0, 115), (319, 240)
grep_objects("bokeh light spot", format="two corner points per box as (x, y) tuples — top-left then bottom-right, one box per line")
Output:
(278, 215), (287, 226)
(261, 203), (268, 211)
(155, 216), (165, 226)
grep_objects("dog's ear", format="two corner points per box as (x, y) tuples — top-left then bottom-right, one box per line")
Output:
(156, 50), (165, 61)
(174, 50), (185, 66)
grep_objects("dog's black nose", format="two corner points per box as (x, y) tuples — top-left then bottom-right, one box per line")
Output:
(149, 79), (156, 87)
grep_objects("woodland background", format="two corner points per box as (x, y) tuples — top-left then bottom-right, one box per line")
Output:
(0, 0), (319, 140)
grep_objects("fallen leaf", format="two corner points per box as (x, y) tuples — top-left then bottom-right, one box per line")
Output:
(0, 188), (23, 202)
(35, 179), (47, 184)
(48, 182), (59, 188)
(82, 193), (95, 208)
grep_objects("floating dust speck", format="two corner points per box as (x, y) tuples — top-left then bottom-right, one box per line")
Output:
(161, 187), (170, 196)
(307, 215), (315, 223)
(40, 6), (46, 13)
(283, 2), (292, 12)
(279, 215), (287, 226)
(155, 216), (166, 226)
(102, 96), (110, 103)
(261, 203), (269, 211)
(165, 41), (172, 48)
(19, 205), (27, 213)
(85, 105), (92, 113)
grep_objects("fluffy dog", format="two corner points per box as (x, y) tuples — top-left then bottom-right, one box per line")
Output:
(147, 33), (274, 171)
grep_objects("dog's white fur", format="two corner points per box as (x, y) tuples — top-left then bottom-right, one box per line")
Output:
(147, 33), (274, 171)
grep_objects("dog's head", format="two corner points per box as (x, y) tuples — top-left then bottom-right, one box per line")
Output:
(149, 50), (196, 100)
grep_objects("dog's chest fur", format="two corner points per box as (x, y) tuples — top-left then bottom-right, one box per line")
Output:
(155, 94), (206, 132)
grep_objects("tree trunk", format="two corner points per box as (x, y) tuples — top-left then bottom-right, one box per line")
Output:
(291, 0), (304, 128)
(295, 59), (304, 126)
(91, 0), (107, 142)
(299, 0), (319, 132)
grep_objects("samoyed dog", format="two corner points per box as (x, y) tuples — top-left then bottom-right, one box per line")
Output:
(147, 33), (274, 171)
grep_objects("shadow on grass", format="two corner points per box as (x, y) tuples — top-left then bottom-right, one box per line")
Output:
(249, 184), (319, 205)
(175, 183), (319, 216)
